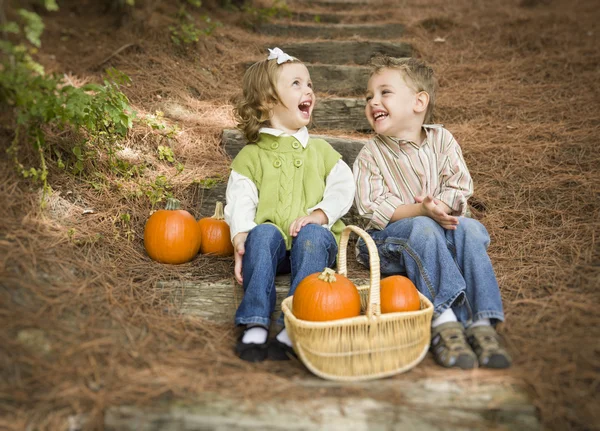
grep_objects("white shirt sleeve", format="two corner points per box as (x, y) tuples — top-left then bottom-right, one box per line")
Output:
(307, 160), (355, 229)
(224, 170), (258, 242)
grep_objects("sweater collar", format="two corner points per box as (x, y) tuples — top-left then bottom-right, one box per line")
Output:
(259, 126), (309, 148)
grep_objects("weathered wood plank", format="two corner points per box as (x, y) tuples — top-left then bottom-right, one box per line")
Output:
(160, 276), (289, 324)
(280, 41), (413, 65)
(297, 0), (370, 6)
(290, 12), (341, 23)
(255, 22), (404, 39)
(105, 380), (540, 430)
(313, 97), (371, 131)
(307, 64), (370, 96)
(163, 275), (370, 325)
(239, 63), (369, 96)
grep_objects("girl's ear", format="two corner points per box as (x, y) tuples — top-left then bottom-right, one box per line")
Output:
(414, 91), (430, 115)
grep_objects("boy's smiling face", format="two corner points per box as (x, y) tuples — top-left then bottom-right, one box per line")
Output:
(365, 68), (425, 138)
(270, 62), (315, 134)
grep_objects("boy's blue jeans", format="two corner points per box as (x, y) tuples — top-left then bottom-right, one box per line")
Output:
(357, 216), (504, 325)
(235, 223), (337, 328)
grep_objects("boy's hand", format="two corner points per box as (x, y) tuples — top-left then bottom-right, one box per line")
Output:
(232, 232), (248, 284)
(289, 209), (328, 237)
(416, 195), (459, 230)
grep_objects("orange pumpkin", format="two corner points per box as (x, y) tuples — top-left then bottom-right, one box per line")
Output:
(380, 275), (421, 313)
(144, 198), (201, 264)
(197, 201), (234, 256)
(293, 268), (361, 321)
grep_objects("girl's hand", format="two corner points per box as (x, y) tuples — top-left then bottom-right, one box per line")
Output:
(289, 209), (328, 237)
(232, 232), (248, 284)
(415, 195), (459, 230)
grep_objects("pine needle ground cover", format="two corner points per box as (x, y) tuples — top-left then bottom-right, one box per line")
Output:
(0, 0), (598, 429)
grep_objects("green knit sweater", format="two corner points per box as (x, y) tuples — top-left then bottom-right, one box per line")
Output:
(231, 133), (344, 249)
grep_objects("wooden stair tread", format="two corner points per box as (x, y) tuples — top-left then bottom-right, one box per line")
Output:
(105, 375), (539, 430)
(255, 22), (404, 39)
(238, 63), (370, 96)
(279, 40), (413, 65)
(135, 271), (540, 430)
(313, 97), (371, 131)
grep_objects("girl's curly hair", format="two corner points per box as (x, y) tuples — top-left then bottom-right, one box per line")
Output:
(232, 56), (301, 144)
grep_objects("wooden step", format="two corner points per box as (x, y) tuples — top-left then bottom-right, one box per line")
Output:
(293, 0), (369, 9)
(280, 41), (413, 65)
(255, 22), (404, 39)
(240, 62), (370, 96)
(308, 64), (370, 96)
(106, 380), (539, 430)
(162, 275), (370, 325)
(105, 371), (540, 430)
(313, 97), (371, 131)
(289, 11), (341, 23)
(141, 276), (540, 430)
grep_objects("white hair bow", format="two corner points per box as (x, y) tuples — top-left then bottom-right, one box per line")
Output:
(267, 47), (294, 65)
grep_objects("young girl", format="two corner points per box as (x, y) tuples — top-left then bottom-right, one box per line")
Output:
(225, 48), (355, 362)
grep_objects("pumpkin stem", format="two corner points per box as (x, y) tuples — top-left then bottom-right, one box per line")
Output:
(164, 197), (181, 211)
(317, 267), (337, 283)
(212, 201), (225, 220)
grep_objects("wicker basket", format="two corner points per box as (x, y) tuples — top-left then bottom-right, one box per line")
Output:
(281, 225), (433, 381)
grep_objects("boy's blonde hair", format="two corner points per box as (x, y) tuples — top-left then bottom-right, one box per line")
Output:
(233, 56), (301, 144)
(369, 56), (437, 124)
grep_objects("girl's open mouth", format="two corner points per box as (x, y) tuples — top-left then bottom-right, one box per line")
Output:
(298, 101), (312, 117)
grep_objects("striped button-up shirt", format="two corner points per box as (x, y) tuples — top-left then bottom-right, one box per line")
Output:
(353, 125), (473, 230)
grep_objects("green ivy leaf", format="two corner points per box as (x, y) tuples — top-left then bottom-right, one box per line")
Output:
(43, 0), (59, 11)
(18, 9), (44, 48)
(0, 22), (20, 34)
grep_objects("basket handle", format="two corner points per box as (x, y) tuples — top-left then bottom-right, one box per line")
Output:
(337, 225), (381, 318)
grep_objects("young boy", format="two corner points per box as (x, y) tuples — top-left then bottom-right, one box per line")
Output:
(353, 56), (511, 369)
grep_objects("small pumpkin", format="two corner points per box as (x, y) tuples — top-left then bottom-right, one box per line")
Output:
(293, 268), (361, 322)
(380, 275), (421, 313)
(197, 201), (234, 256)
(144, 198), (201, 264)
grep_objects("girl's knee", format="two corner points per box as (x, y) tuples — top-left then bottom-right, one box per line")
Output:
(294, 224), (333, 252)
(246, 224), (284, 248)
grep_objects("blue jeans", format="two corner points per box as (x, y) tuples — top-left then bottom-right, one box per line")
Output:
(357, 216), (504, 325)
(235, 223), (338, 327)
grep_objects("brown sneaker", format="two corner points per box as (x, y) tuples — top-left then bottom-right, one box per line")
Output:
(466, 325), (512, 369)
(430, 322), (477, 369)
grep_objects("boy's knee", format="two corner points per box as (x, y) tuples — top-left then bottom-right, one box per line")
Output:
(384, 217), (441, 243)
(458, 218), (490, 242)
(411, 216), (442, 239)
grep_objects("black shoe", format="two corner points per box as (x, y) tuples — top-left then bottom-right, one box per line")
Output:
(267, 338), (297, 361)
(235, 331), (268, 363)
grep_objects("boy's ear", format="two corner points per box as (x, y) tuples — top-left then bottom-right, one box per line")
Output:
(414, 91), (430, 115)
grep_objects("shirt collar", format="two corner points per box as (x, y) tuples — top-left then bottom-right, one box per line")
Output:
(378, 124), (438, 150)
(259, 126), (309, 148)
